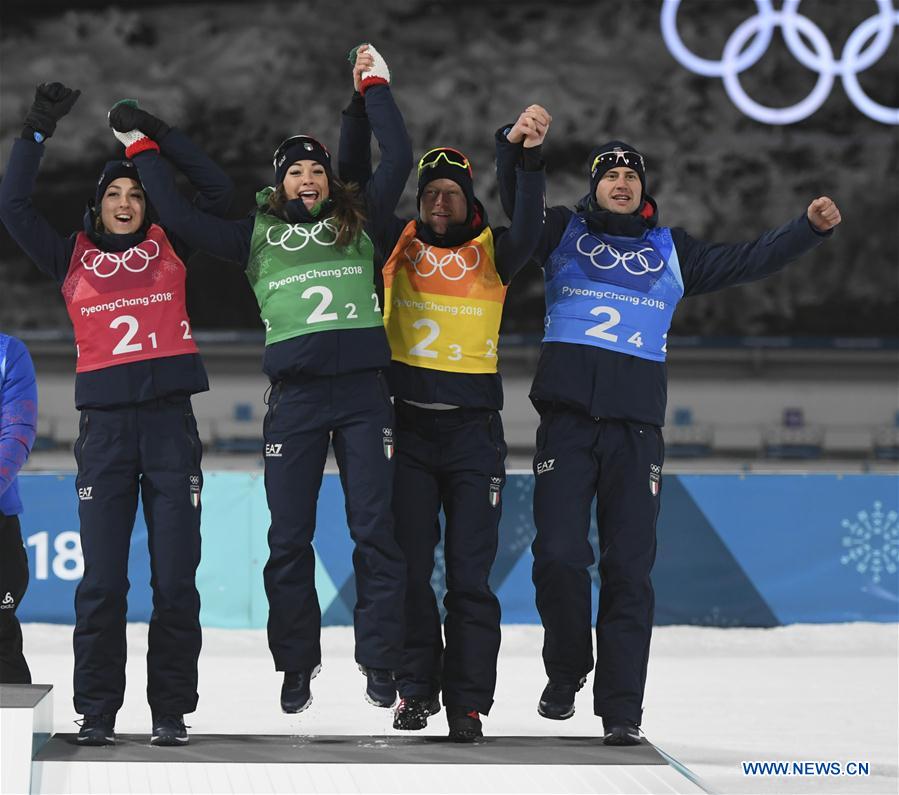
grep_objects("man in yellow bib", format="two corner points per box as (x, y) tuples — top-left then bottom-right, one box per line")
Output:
(339, 98), (548, 739)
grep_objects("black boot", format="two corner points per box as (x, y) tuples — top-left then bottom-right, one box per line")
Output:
(280, 664), (321, 713)
(393, 694), (441, 730)
(537, 677), (586, 720)
(447, 706), (483, 743)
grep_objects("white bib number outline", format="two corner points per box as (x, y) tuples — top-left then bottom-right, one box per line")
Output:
(301, 286), (339, 324)
(406, 321), (495, 362)
(583, 305), (664, 352)
(110, 315), (143, 355)
(409, 318), (440, 359)
(585, 306), (621, 342)
(110, 314), (186, 355)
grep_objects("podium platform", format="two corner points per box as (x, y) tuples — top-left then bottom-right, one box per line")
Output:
(30, 733), (712, 794)
(0, 684), (54, 795)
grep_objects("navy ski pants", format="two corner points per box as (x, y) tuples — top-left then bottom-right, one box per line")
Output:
(0, 513), (31, 684)
(392, 402), (505, 714)
(262, 370), (405, 673)
(531, 405), (663, 726)
(73, 397), (203, 717)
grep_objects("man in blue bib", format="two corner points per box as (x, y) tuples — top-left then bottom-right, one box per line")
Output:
(496, 105), (841, 745)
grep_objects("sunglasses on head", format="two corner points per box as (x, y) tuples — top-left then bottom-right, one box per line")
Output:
(272, 135), (330, 168)
(417, 147), (472, 178)
(591, 149), (645, 175)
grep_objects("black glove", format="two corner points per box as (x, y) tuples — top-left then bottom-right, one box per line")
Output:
(108, 101), (170, 141)
(23, 82), (81, 141)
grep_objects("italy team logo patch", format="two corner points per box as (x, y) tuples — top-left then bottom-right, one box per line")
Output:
(383, 428), (394, 460)
(489, 476), (502, 508)
(649, 464), (661, 496)
(189, 474), (201, 508)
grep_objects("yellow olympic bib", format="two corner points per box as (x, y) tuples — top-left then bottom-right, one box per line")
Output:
(383, 220), (507, 374)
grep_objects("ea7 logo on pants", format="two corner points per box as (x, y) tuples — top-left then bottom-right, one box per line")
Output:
(536, 458), (555, 475)
(265, 443), (283, 458)
(78, 486), (93, 501)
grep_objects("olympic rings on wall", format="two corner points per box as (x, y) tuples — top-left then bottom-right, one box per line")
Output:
(661, 0), (899, 125)
(81, 240), (160, 278)
(403, 239), (481, 281)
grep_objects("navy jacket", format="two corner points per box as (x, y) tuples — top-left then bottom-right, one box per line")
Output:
(132, 85), (412, 383)
(339, 103), (546, 410)
(0, 334), (37, 516)
(0, 129), (233, 408)
(495, 131), (833, 426)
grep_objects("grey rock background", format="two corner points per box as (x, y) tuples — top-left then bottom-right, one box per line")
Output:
(1, 0), (896, 336)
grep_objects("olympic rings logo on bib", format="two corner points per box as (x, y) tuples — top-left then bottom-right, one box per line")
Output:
(80, 239), (160, 278)
(661, 0), (899, 125)
(575, 235), (664, 276)
(403, 239), (481, 281)
(266, 218), (338, 251)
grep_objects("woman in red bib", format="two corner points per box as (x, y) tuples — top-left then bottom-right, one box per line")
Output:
(0, 82), (234, 747)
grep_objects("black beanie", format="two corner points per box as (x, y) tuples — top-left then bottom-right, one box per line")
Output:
(95, 160), (143, 206)
(273, 135), (332, 186)
(588, 141), (646, 202)
(416, 147), (476, 225)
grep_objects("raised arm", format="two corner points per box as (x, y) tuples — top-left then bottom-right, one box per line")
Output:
(107, 100), (234, 217)
(338, 91), (372, 188)
(108, 99), (234, 217)
(675, 198), (840, 297)
(493, 113), (548, 284)
(339, 44), (409, 257)
(109, 98), (251, 263)
(354, 46), (413, 240)
(130, 147), (252, 265)
(0, 336), (37, 501)
(338, 48), (374, 190)
(0, 83), (82, 284)
(495, 104), (570, 267)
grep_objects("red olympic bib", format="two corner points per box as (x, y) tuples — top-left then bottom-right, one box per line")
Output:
(62, 225), (199, 372)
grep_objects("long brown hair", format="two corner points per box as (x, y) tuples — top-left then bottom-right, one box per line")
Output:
(266, 178), (367, 250)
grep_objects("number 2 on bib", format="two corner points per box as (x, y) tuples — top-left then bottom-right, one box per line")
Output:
(585, 306), (644, 350)
(409, 318), (440, 359)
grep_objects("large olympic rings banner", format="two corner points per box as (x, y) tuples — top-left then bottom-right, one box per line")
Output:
(661, 0), (899, 125)
(14, 472), (899, 627)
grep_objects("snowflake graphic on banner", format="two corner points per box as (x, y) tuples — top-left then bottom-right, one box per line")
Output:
(840, 501), (899, 585)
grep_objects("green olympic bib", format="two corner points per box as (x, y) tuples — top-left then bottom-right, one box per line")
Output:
(247, 197), (383, 346)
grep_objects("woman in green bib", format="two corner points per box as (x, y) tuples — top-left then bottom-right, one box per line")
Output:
(111, 44), (411, 715)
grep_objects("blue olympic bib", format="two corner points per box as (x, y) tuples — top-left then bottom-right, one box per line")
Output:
(543, 215), (685, 362)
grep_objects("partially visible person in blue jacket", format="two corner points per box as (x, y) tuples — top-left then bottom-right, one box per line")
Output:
(496, 104), (841, 746)
(0, 333), (38, 685)
(0, 82), (233, 747)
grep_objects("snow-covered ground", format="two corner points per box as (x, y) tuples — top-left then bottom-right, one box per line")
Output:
(20, 622), (899, 795)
